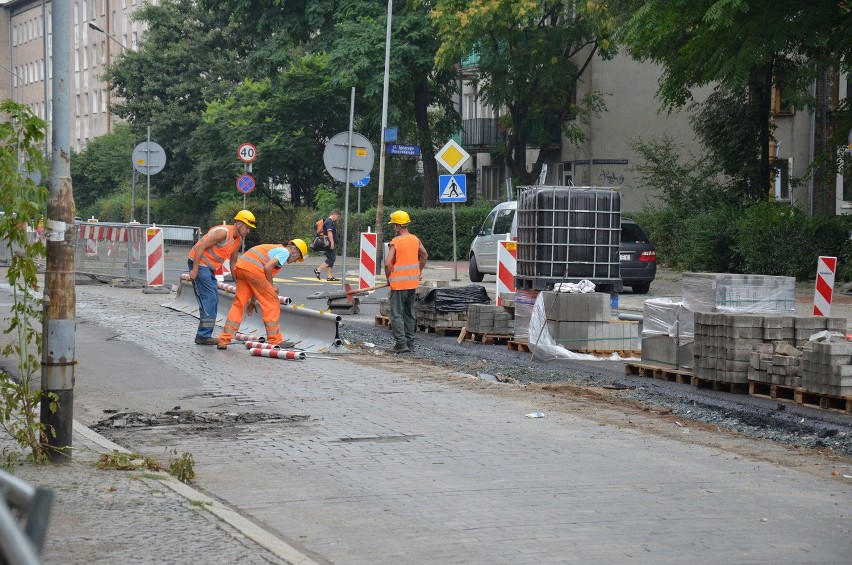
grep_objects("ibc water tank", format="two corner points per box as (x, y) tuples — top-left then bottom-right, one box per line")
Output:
(516, 186), (620, 291)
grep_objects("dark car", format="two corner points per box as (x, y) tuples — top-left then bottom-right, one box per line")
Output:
(619, 218), (657, 294)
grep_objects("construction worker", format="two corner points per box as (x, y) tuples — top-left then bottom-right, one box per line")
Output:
(187, 210), (255, 345)
(384, 210), (428, 353)
(217, 239), (308, 349)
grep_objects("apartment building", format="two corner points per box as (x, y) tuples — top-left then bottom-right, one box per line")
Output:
(458, 51), (850, 215)
(0, 0), (149, 152)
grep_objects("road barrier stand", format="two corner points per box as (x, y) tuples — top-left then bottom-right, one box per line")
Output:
(142, 226), (170, 294)
(497, 239), (517, 306)
(813, 255), (836, 316)
(359, 231), (377, 290)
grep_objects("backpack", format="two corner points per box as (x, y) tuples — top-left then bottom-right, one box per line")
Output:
(315, 217), (325, 235)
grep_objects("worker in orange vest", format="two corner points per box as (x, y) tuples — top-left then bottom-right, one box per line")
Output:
(384, 210), (428, 353)
(187, 210), (255, 345)
(217, 239), (308, 349)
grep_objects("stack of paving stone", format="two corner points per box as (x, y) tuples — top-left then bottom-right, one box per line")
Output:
(695, 312), (845, 386)
(682, 273), (796, 313)
(466, 304), (515, 335)
(749, 342), (803, 388)
(641, 298), (694, 369)
(802, 341), (852, 396)
(542, 291), (639, 352)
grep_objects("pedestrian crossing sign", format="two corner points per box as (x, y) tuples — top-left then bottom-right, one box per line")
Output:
(439, 174), (467, 203)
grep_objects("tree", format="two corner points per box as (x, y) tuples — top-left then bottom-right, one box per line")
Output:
(105, 0), (257, 216)
(70, 124), (135, 214)
(432, 0), (616, 185)
(190, 53), (351, 209)
(615, 0), (852, 207)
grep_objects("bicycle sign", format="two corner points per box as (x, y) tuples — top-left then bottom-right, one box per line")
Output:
(238, 143), (257, 163)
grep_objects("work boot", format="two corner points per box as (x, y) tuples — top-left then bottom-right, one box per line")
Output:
(392, 344), (410, 354)
(195, 337), (218, 345)
(216, 343), (228, 350)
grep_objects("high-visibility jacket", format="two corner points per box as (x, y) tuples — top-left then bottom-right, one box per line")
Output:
(188, 224), (241, 271)
(388, 233), (422, 290)
(236, 244), (283, 277)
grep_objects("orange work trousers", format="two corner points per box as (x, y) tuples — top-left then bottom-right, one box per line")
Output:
(218, 265), (283, 346)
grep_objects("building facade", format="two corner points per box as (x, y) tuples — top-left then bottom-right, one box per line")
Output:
(0, 0), (148, 152)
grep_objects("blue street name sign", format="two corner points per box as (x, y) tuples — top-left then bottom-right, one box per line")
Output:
(384, 127), (398, 143)
(438, 174), (467, 203)
(386, 144), (421, 157)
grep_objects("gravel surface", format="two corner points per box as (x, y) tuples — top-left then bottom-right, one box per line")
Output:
(339, 318), (852, 458)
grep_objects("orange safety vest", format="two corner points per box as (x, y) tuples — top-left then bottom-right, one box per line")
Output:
(235, 244), (283, 277)
(388, 233), (422, 290)
(188, 224), (241, 271)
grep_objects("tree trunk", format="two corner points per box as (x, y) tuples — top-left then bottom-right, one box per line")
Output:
(412, 81), (438, 208)
(755, 62), (774, 201)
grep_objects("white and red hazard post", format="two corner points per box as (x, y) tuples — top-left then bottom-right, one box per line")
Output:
(359, 231), (377, 290)
(214, 259), (231, 283)
(143, 225), (168, 293)
(496, 239), (517, 306)
(813, 255), (837, 317)
(84, 216), (99, 257)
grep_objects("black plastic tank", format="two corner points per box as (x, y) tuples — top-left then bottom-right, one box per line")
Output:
(516, 186), (621, 291)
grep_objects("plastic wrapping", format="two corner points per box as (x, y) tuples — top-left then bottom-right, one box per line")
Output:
(420, 284), (490, 313)
(512, 289), (538, 341)
(527, 292), (636, 361)
(682, 273), (795, 313)
(642, 298), (694, 341)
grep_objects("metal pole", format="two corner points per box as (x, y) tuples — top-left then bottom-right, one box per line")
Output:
(341, 88), (355, 290)
(374, 0), (392, 274)
(146, 125), (151, 224)
(451, 202), (459, 281)
(42, 0), (75, 462)
(41, 0), (49, 157)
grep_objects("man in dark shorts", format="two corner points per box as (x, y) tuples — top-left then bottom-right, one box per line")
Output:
(314, 209), (341, 281)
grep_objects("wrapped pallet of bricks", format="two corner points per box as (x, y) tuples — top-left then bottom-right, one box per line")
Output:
(640, 298), (694, 369)
(540, 291), (639, 352)
(466, 304), (515, 335)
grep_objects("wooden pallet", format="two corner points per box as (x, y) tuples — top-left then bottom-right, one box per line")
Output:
(748, 381), (797, 403)
(374, 315), (390, 328)
(456, 327), (514, 345)
(417, 324), (463, 337)
(578, 349), (641, 358)
(624, 362), (693, 385)
(507, 340), (531, 353)
(690, 376), (749, 394)
(796, 390), (852, 414)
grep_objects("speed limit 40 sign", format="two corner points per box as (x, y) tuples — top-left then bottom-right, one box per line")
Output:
(238, 143), (257, 163)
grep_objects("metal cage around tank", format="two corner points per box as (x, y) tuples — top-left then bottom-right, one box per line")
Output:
(515, 185), (621, 291)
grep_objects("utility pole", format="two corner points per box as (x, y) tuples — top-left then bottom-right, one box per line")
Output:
(374, 0), (392, 273)
(41, 0), (76, 461)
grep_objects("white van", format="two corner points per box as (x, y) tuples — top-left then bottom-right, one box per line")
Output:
(468, 201), (517, 282)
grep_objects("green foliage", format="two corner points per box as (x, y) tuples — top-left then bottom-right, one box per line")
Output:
(168, 452), (196, 484)
(734, 202), (852, 279)
(631, 133), (852, 279)
(341, 203), (495, 261)
(96, 450), (164, 472)
(70, 124), (136, 211)
(0, 100), (54, 463)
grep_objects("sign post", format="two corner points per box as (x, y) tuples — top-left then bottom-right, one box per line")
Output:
(435, 139), (471, 281)
(132, 126), (166, 224)
(237, 143), (258, 209)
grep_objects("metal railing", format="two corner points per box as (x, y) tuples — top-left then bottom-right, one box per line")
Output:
(0, 470), (53, 564)
(73, 222), (200, 286)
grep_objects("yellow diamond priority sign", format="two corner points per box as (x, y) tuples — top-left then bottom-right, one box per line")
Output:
(435, 139), (470, 174)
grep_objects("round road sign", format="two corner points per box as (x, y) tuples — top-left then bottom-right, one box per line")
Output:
(132, 141), (167, 176)
(238, 142), (257, 163)
(236, 174), (256, 194)
(322, 132), (374, 183)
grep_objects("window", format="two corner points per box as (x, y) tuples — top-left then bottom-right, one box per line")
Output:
(480, 165), (504, 200)
(132, 31), (138, 50)
(83, 46), (88, 70)
(479, 210), (497, 236)
(464, 94), (477, 120)
(556, 162), (573, 186)
(92, 90), (98, 114)
(101, 89), (107, 112)
(493, 209), (515, 235)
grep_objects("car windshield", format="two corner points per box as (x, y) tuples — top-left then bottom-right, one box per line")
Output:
(621, 223), (648, 243)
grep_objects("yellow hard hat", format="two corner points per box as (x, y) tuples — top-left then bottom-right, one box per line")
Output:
(388, 210), (411, 225)
(234, 209), (256, 228)
(289, 239), (308, 262)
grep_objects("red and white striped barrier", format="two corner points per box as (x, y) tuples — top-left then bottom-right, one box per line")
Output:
(813, 255), (837, 317)
(245, 341), (277, 349)
(146, 226), (165, 287)
(496, 240), (517, 306)
(249, 348), (305, 360)
(214, 259), (231, 283)
(359, 231), (377, 290)
(234, 333), (262, 342)
(128, 226), (143, 265)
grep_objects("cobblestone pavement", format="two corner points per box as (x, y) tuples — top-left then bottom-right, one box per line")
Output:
(0, 264), (850, 564)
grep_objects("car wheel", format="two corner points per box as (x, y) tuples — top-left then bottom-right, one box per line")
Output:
(468, 254), (484, 282)
(632, 282), (650, 294)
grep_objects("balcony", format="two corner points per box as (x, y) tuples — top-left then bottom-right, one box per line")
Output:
(461, 118), (502, 148)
